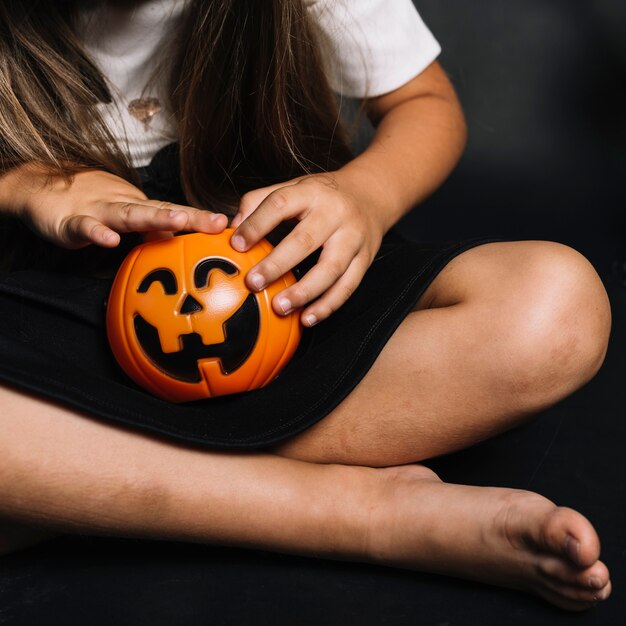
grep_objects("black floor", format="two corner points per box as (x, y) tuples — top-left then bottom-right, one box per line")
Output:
(1, 276), (624, 625)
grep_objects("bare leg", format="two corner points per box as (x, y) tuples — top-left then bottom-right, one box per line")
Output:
(0, 386), (611, 610)
(272, 241), (611, 465)
(0, 241), (612, 610)
(0, 388), (371, 559)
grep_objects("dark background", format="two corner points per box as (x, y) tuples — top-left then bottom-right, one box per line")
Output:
(1, 1), (626, 624)
(405, 0), (626, 277)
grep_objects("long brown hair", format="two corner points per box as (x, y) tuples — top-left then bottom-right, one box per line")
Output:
(171, 0), (354, 212)
(0, 0), (353, 269)
(0, 0), (353, 210)
(0, 0), (137, 182)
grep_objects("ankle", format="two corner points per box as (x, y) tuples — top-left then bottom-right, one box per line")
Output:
(299, 463), (382, 562)
(361, 464), (442, 565)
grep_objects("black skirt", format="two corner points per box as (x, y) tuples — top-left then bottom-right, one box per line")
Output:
(0, 148), (498, 449)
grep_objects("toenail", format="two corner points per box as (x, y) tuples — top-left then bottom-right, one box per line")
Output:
(563, 533), (580, 565)
(589, 576), (603, 589)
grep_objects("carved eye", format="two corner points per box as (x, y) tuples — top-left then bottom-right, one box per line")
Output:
(194, 258), (238, 289)
(137, 269), (178, 295)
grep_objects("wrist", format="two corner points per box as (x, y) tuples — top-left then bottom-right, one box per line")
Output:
(332, 164), (400, 235)
(0, 164), (30, 218)
(0, 162), (55, 219)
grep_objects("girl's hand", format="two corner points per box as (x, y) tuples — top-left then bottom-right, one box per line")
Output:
(229, 174), (385, 327)
(1, 165), (227, 248)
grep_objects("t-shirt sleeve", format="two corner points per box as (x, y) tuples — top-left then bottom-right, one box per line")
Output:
(306, 0), (441, 98)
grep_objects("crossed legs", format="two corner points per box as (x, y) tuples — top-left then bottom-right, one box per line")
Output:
(0, 241), (613, 610)
(271, 240), (610, 465)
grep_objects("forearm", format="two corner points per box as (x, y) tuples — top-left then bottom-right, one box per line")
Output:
(335, 67), (467, 234)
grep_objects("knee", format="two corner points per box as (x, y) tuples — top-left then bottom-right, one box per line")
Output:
(493, 242), (611, 405)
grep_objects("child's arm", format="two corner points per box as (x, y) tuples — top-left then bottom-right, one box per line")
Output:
(0, 165), (227, 249)
(229, 61), (466, 326)
(334, 60), (467, 235)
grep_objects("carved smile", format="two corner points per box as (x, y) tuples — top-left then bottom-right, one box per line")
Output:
(133, 292), (260, 384)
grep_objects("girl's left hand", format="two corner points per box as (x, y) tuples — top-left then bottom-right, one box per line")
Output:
(229, 174), (385, 327)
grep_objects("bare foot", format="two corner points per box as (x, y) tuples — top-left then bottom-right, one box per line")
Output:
(0, 520), (55, 556)
(367, 465), (611, 611)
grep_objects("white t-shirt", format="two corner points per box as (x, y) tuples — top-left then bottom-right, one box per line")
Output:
(308, 0), (441, 98)
(77, 0), (440, 167)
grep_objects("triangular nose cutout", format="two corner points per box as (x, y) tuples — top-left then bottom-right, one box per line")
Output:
(180, 294), (202, 314)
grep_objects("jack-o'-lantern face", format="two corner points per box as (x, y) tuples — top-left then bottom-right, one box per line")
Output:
(133, 259), (260, 383)
(106, 231), (301, 402)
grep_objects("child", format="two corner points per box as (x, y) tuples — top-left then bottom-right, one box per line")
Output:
(0, 0), (612, 610)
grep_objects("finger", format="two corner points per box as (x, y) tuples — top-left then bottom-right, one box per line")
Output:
(98, 201), (189, 233)
(270, 246), (356, 315)
(232, 186), (281, 229)
(105, 201), (225, 234)
(231, 184), (314, 252)
(61, 214), (120, 249)
(141, 200), (228, 233)
(299, 255), (369, 326)
(245, 218), (331, 292)
(232, 179), (306, 229)
(230, 214), (244, 230)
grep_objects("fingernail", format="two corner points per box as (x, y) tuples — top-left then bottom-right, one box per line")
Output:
(304, 313), (317, 327)
(169, 210), (180, 218)
(564, 534), (580, 565)
(102, 230), (114, 241)
(231, 235), (245, 251)
(248, 272), (265, 291)
(589, 576), (603, 589)
(277, 296), (292, 314)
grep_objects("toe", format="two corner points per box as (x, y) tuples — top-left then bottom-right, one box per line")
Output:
(535, 575), (611, 610)
(537, 507), (601, 568)
(537, 584), (603, 612)
(538, 555), (610, 589)
(539, 572), (611, 602)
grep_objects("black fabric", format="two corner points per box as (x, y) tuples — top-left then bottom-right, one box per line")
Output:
(0, 144), (499, 448)
(0, 234), (497, 448)
(2, 281), (625, 625)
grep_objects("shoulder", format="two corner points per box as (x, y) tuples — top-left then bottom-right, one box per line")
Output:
(305, 0), (429, 29)
(305, 0), (442, 98)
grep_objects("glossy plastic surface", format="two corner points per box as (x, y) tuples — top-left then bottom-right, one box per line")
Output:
(106, 230), (301, 402)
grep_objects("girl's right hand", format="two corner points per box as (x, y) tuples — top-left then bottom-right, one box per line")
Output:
(0, 165), (227, 249)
